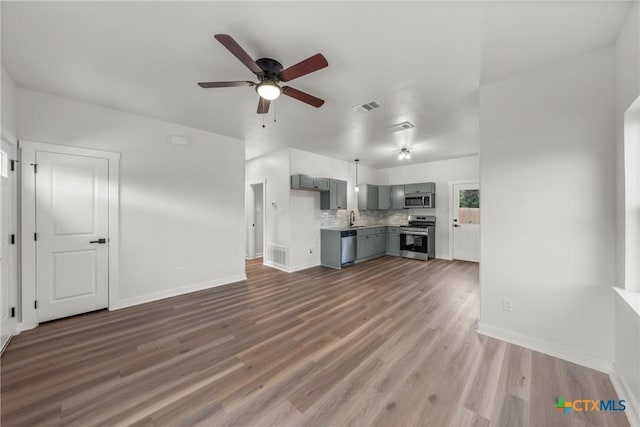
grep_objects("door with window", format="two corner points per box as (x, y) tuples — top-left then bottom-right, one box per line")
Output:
(452, 182), (480, 262)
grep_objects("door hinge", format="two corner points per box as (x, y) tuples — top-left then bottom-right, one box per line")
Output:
(30, 163), (38, 173)
(34, 300), (38, 309)
(34, 232), (37, 241)
(10, 307), (15, 318)
(10, 234), (15, 245)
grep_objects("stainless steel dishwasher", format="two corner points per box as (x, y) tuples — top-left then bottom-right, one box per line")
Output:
(340, 230), (357, 266)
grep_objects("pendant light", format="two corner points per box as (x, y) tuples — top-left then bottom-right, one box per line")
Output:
(354, 159), (360, 192)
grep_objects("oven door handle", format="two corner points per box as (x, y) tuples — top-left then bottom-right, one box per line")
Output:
(399, 231), (429, 236)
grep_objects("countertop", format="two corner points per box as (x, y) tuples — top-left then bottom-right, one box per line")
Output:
(321, 224), (407, 232)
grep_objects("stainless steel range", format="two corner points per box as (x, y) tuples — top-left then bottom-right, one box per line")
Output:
(400, 215), (436, 261)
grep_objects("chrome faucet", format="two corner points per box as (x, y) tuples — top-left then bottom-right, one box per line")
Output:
(349, 210), (356, 228)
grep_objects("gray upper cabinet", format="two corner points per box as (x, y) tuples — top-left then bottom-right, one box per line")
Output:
(315, 178), (330, 191)
(391, 185), (405, 209)
(320, 179), (347, 210)
(299, 175), (315, 189)
(358, 184), (379, 210)
(291, 174), (331, 191)
(378, 185), (391, 210)
(418, 182), (435, 193)
(405, 182), (435, 194)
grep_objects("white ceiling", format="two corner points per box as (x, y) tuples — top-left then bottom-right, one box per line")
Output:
(1, 1), (631, 168)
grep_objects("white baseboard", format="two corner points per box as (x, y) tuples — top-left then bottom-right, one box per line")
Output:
(110, 274), (247, 310)
(262, 260), (320, 273)
(477, 322), (613, 373)
(15, 322), (37, 333)
(609, 364), (640, 427)
(263, 260), (290, 273)
(0, 335), (13, 354)
(288, 262), (320, 272)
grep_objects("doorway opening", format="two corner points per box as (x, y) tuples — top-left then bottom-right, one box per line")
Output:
(247, 182), (265, 260)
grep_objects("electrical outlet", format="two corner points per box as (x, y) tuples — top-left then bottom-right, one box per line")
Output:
(309, 246), (315, 254)
(176, 267), (183, 276)
(503, 298), (514, 312)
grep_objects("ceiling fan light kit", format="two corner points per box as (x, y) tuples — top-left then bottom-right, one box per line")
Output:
(256, 81), (281, 101)
(198, 34), (328, 115)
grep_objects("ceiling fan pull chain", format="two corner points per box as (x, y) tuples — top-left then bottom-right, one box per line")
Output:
(262, 113), (266, 129)
(274, 100), (277, 123)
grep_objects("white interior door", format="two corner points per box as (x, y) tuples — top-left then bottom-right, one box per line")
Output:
(35, 151), (109, 322)
(1, 140), (17, 349)
(453, 182), (480, 262)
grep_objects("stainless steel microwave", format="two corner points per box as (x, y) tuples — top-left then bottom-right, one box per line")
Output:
(404, 193), (435, 209)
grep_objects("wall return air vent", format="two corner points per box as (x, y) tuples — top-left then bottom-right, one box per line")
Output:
(387, 121), (415, 133)
(353, 99), (383, 113)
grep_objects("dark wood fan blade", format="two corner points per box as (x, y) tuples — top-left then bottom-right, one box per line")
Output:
(214, 34), (263, 75)
(257, 97), (270, 114)
(198, 81), (255, 88)
(278, 54), (328, 82)
(282, 86), (325, 108)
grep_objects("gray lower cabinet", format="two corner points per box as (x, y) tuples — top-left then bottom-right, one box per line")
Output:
(357, 235), (375, 259)
(391, 185), (405, 209)
(321, 229), (342, 269)
(378, 185), (391, 209)
(320, 179), (347, 210)
(386, 227), (400, 256)
(324, 227), (388, 266)
(356, 227), (386, 260)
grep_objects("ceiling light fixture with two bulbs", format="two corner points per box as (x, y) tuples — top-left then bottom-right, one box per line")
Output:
(398, 148), (411, 160)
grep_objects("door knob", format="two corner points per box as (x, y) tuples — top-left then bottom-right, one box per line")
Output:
(90, 238), (107, 244)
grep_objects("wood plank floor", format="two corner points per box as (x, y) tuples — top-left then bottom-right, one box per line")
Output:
(1, 257), (629, 426)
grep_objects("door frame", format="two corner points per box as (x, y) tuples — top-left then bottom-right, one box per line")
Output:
(246, 179), (266, 260)
(20, 140), (120, 330)
(1, 127), (18, 349)
(448, 180), (480, 261)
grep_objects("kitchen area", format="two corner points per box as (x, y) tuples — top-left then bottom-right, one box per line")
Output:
(292, 173), (438, 269)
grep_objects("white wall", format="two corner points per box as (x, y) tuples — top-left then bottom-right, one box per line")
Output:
(1, 67), (17, 137)
(478, 47), (616, 368)
(615, 2), (640, 287)
(246, 149), (290, 268)
(382, 155), (479, 259)
(17, 89), (246, 308)
(614, 4), (640, 421)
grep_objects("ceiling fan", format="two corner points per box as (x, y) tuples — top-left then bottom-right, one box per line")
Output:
(198, 34), (328, 114)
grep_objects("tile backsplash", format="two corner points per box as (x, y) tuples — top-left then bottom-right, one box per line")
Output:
(320, 210), (409, 228)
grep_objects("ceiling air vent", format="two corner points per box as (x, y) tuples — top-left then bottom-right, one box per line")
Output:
(353, 99), (383, 113)
(387, 121), (415, 133)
